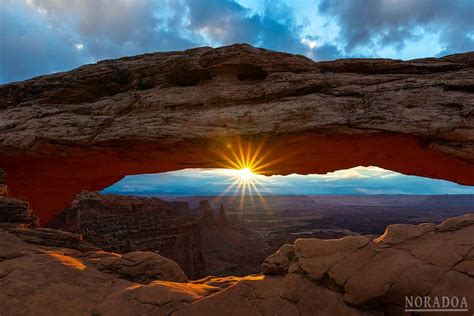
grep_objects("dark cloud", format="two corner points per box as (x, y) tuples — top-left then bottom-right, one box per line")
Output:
(0, 0), (311, 83)
(1, 0), (473, 83)
(313, 43), (343, 61)
(23, 0), (197, 58)
(319, 0), (474, 56)
(186, 0), (261, 44)
(0, 2), (86, 82)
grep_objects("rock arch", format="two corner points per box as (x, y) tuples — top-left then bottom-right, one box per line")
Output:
(1, 44), (473, 223)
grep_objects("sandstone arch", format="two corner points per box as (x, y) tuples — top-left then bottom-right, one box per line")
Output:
(0, 44), (473, 223)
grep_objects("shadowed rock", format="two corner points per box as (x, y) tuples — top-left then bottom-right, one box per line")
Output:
(1, 204), (473, 314)
(49, 191), (206, 278)
(198, 200), (215, 226)
(218, 204), (228, 226)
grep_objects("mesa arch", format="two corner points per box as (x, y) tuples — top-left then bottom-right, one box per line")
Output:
(0, 44), (473, 224)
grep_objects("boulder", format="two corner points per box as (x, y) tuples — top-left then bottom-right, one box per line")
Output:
(84, 250), (188, 283)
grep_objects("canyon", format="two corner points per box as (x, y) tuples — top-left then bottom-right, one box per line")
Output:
(0, 172), (473, 315)
(48, 191), (205, 278)
(49, 191), (268, 278)
(45, 190), (474, 280)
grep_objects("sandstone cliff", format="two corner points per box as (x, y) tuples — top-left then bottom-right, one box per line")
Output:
(51, 195), (269, 278)
(48, 191), (206, 278)
(0, 44), (473, 223)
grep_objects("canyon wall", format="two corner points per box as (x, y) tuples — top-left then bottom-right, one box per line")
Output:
(49, 191), (205, 278)
(0, 44), (473, 223)
(50, 193), (269, 277)
(197, 200), (268, 276)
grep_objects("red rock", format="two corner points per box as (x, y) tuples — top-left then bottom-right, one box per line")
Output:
(0, 45), (473, 223)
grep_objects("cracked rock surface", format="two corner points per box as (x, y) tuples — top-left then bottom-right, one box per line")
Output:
(262, 214), (474, 314)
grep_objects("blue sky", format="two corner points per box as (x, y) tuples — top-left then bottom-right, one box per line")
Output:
(102, 166), (474, 196)
(1, 0), (474, 83)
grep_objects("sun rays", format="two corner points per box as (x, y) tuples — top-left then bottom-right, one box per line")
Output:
(213, 137), (279, 212)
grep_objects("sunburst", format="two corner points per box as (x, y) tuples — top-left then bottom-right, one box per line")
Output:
(213, 137), (281, 212)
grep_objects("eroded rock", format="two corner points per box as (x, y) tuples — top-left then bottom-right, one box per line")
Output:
(262, 215), (474, 313)
(84, 250), (188, 283)
(1, 45), (474, 224)
(0, 197), (38, 228)
(1, 214), (474, 315)
(297, 237), (369, 280)
(49, 190), (205, 278)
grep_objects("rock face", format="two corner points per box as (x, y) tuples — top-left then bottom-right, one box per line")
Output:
(0, 228), (219, 315)
(0, 169), (7, 196)
(0, 169), (38, 228)
(49, 191), (206, 278)
(0, 197), (39, 228)
(261, 214), (474, 313)
(198, 200), (216, 226)
(8, 227), (99, 252)
(85, 251), (188, 284)
(0, 44), (473, 223)
(192, 200), (269, 276)
(218, 204), (228, 226)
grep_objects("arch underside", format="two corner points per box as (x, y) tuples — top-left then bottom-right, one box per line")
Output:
(1, 131), (473, 224)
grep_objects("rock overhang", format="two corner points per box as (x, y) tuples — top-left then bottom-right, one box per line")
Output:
(0, 43), (473, 223)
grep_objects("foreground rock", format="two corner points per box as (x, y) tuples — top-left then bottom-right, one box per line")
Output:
(0, 229), (219, 315)
(1, 44), (474, 223)
(0, 172), (38, 228)
(262, 214), (474, 313)
(1, 209), (473, 314)
(0, 184), (209, 314)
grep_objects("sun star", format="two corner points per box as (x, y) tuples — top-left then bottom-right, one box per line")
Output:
(213, 137), (283, 210)
(238, 167), (254, 181)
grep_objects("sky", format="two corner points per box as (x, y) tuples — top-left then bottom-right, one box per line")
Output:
(1, 0), (474, 83)
(102, 166), (474, 196)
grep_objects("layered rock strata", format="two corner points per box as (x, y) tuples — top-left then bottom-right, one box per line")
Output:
(49, 191), (206, 278)
(1, 45), (473, 223)
(0, 169), (38, 228)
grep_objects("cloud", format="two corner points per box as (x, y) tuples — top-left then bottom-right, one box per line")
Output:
(24, 0), (196, 58)
(1, 0), (473, 83)
(318, 0), (474, 56)
(0, 1), (86, 82)
(1, 0), (311, 83)
(103, 166), (474, 196)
